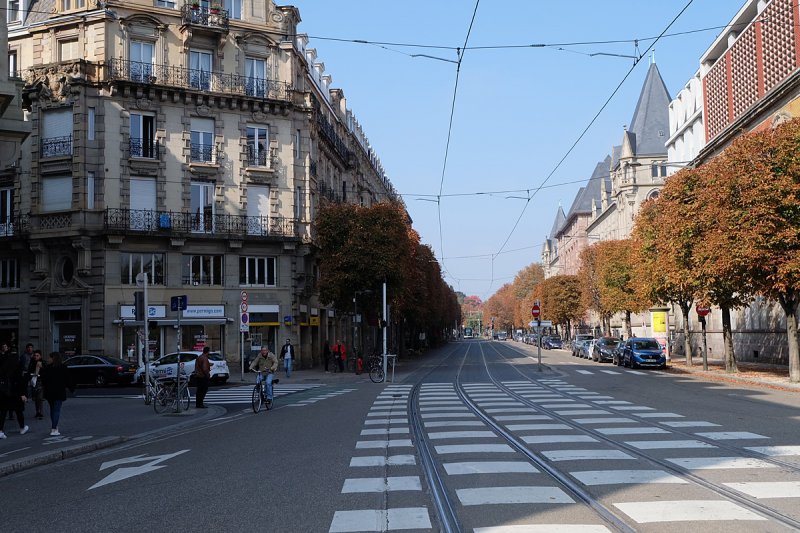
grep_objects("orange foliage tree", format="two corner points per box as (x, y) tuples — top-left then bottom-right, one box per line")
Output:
(595, 239), (651, 338)
(537, 275), (583, 338)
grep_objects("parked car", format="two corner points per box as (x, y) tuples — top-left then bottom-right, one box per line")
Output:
(64, 355), (138, 386)
(136, 351), (230, 384)
(619, 337), (667, 369)
(496, 331), (508, 341)
(580, 339), (597, 359)
(592, 337), (621, 362)
(542, 336), (563, 350)
(571, 334), (594, 357)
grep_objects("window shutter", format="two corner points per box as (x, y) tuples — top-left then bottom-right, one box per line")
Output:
(42, 176), (72, 211)
(42, 109), (73, 138)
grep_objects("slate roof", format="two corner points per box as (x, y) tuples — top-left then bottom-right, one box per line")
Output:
(627, 62), (671, 156)
(27, 0), (54, 25)
(548, 205), (566, 240)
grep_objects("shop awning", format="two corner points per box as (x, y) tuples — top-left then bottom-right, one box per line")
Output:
(113, 318), (229, 326)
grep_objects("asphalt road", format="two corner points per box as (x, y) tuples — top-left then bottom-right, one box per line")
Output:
(3, 340), (800, 532)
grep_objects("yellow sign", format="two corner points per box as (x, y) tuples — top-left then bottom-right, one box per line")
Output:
(310, 316), (320, 326)
(651, 311), (667, 334)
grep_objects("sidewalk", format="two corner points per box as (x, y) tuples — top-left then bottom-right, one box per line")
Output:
(666, 356), (800, 392)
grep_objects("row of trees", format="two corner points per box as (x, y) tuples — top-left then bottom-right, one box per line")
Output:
(483, 118), (800, 382)
(314, 201), (461, 352)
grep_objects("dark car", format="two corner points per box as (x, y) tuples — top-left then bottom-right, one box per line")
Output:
(620, 337), (667, 369)
(592, 337), (621, 362)
(64, 355), (138, 386)
(542, 336), (563, 349)
(496, 331), (508, 341)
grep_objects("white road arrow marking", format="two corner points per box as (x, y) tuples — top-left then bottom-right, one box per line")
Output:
(90, 449), (189, 490)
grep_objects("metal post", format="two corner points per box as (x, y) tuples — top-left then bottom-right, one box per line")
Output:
(240, 331), (245, 382)
(353, 296), (357, 372)
(382, 281), (387, 379)
(702, 318), (708, 371)
(136, 273), (150, 398)
(176, 307), (181, 413)
(537, 318), (541, 371)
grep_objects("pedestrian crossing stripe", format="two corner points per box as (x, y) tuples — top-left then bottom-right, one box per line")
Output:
(199, 384), (321, 405)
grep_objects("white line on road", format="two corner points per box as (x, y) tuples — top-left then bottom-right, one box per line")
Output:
(342, 476), (422, 493)
(613, 500), (766, 523)
(427, 431), (497, 440)
(494, 415), (551, 421)
(595, 427), (670, 435)
(355, 439), (413, 449)
(506, 424), (572, 431)
(443, 461), (538, 475)
(746, 445), (800, 456)
(722, 481), (800, 499)
(572, 418), (635, 425)
(349, 455), (417, 467)
(542, 449), (635, 461)
(474, 525), (612, 533)
(522, 435), (598, 444)
(626, 440), (717, 450)
(435, 444), (515, 454)
(570, 469), (688, 485)
(662, 421), (719, 428)
(694, 431), (769, 440)
(329, 507), (432, 532)
(360, 428), (409, 436)
(665, 456), (778, 470)
(456, 486), (574, 506)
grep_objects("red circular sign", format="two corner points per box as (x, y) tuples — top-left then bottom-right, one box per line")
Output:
(531, 305), (541, 319)
(697, 306), (710, 317)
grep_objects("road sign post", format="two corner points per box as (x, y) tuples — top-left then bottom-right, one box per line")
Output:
(240, 290), (248, 381)
(697, 307), (710, 371)
(169, 295), (187, 413)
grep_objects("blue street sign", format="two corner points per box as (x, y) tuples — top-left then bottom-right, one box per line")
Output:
(171, 295), (188, 311)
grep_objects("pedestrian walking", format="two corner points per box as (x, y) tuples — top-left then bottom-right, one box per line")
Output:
(279, 338), (294, 378)
(40, 352), (73, 437)
(323, 340), (331, 373)
(193, 346), (212, 409)
(28, 350), (44, 420)
(335, 340), (346, 373)
(0, 343), (29, 438)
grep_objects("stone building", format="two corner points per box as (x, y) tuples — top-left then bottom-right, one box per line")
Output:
(3, 0), (397, 369)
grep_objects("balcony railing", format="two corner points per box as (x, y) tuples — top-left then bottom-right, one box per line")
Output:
(246, 143), (278, 169)
(191, 142), (220, 163)
(0, 215), (28, 237)
(107, 59), (291, 101)
(105, 208), (299, 238)
(40, 135), (72, 158)
(181, 3), (229, 31)
(130, 137), (160, 159)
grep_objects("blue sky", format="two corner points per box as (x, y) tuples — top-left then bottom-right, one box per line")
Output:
(292, 1), (738, 300)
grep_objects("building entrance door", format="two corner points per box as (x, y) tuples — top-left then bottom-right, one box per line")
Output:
(52, 309), (82, 356)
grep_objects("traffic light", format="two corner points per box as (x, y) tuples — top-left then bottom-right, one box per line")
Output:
(134, 291), (145, 321)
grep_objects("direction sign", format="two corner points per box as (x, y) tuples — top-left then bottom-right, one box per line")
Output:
(529, 320), (553, 329)
(531, 304), (541, 319)
(170, 295), (188, 311)
(697, 306), (710, 317)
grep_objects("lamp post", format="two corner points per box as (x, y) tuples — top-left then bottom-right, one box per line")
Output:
(353, 290), (372, 363)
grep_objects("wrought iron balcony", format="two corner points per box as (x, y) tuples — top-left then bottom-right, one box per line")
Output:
(246, 143), (277, 169)
(40, 135), (72, 158)
(107, 59), (291, 102)
(130, 137), (160, 159)
(191, 143), (220, 163)
(0, 214), (28, 237)
(105, 208), (299, 239)
(181, 3), (229, 31)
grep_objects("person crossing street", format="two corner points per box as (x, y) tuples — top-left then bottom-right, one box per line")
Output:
(249, 346), (278, 407)
(279, 338), (295, 378)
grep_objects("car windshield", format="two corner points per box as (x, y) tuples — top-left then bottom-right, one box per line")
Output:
(576, 335), (593, 341)
(633, 340), (661, 350)
(600, 339), (619, 348)
(208, 352), (224, 361)
(102, 356), (128, 365)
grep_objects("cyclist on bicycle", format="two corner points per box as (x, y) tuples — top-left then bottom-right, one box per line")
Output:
(249, 346), (278, 406)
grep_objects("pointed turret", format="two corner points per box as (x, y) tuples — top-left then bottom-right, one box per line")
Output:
(627, 62), (671, 156)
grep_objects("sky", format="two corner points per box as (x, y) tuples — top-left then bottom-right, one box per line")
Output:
(291, 1), (739, 300)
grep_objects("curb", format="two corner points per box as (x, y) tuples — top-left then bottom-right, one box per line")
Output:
(0, 436), (125, 477)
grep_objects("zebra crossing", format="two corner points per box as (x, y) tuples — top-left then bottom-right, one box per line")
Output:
(287, 388), (357, 407)
(202, 383), (321, 404)
(329, 384), (433, 533)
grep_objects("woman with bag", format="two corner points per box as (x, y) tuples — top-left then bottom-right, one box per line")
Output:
(40, 352), (74, 437)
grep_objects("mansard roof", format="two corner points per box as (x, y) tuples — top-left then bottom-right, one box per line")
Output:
(627, 62), (671, 157)
(563, 155), (612, 226)
(549, 205), (566, 239)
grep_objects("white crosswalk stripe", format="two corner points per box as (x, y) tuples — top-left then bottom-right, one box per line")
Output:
(201, 384), (321, 405)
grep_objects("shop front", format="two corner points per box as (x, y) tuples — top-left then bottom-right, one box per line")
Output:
(246, 304), (280, 368)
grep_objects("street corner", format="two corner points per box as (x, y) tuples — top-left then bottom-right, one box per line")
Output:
(0, 435), (126, 477)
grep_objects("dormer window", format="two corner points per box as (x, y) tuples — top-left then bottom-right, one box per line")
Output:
(7, 0), (20, 23)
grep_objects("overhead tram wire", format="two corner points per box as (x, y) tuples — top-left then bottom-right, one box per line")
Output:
(434, 0), (481, 288)
(484, 0), (696, 296)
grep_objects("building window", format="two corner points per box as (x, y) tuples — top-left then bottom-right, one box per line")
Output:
(183, 254), (222, 285)
(8, 51), (18, 78)
(42, 176), (72, 212)
(295, 186), (305, 221)
(7, 0), (20, 23)
(120, 252), (165, 285)
(0, 258), (20, 289)
(87, 107), (95, 141)
(155, 0), (175, 7)
(294, 129), (300, 159)
(59, 39), (80, 61)
(0, 187), (13, 236)
(130, 40), (155, 82)
(224, 0), (241, 19)
(190, 117), (214, 163)
(87, 172), (95, 209)
(246, 125), (268, 167)
(41, 108), (73, 157)
(244, 57), (267, 97)
(239, 256), (276, 286)
(61, 0), (85, 10)
(189, 49), (212, 91)
(131, 113), (157, 158)
(190, 181), (214, 233)
(342, 181), (347, 203)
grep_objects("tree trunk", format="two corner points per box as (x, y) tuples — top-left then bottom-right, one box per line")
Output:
(624, 310), (632, 340)
(680, 301), (692, 366)
(565, 319), (571, 340)
(721, 305), (737, 373)
(778, 293), (800, 383)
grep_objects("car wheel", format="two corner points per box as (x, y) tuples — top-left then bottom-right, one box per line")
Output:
(95, 373), (108, 387)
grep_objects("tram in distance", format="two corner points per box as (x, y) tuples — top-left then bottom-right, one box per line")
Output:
(463, 327), (474, 339)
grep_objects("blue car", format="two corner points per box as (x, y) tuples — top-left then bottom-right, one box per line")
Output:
(542, 336), (563, 350)
(620, 337), (667, 369)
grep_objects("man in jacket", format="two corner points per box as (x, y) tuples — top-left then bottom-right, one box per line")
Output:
(249, 346), (278, 406)
(279, 338), (294, 378)
(0, 344), (29, 438)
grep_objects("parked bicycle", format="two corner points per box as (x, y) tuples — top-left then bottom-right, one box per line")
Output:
(153, 375), (191, 414)
(369, 354), (396, 384)
(143, 371), (158, 406)
(251, 371), (279, 413)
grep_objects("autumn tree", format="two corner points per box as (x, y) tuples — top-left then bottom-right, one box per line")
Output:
(578, 244), (609, 333)
(595, 239), (651, 339)
(538, 275), (583, 338)
(483, 283), (515, 332)
(632, 184), (701, 365)
(512, 263), (545, 328)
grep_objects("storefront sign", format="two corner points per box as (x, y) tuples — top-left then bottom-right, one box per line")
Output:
(651, 311), (667, 334)
(310, 316), (320, 326)
(183, 306), (226, 318)
(283, 315), (293, 325)
(120, 305), (166, 319)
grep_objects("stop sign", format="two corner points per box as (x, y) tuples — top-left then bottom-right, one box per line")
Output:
(697, 306), (710, 317)
(531, 304), (541, 319)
